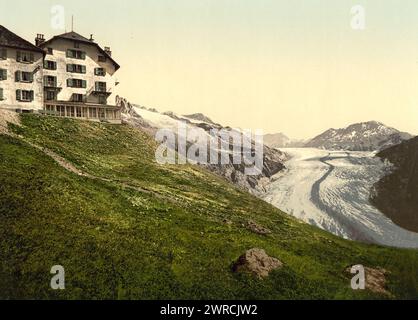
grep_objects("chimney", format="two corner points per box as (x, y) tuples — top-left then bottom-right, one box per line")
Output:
(35, 34), (45, 46)
(89, 34), (94, 42)
(104, 46), (112, 57)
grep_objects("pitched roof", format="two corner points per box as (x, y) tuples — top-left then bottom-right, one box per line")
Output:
(0, 25), (45, 53)
(40, 31), (120, 71)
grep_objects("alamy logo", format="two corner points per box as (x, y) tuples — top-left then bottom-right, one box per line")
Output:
(350, 5), (366, 30)
(350, 264), (366, 290)
(155, 122), (264, 176)
(50, 5), (65, 30)
(50, 265), (65, 290)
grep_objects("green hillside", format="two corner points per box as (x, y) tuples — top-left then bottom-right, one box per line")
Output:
(0, 114), (417, 300)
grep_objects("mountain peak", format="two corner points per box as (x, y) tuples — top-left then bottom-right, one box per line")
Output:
(305, 121), (413, 151)
(183, 113), (216, 125)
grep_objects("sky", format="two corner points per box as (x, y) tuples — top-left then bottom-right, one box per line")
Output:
(2, 0), (418, 139)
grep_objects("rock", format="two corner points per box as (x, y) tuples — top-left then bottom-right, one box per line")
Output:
(232, 248), (283, 279)
(247, 220), (271, 235)
(346, 266), (390, 296)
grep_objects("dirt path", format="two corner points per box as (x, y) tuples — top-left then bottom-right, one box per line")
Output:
(0, 113), (172, 202)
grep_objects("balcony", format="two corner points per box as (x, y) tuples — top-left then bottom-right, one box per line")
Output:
(44, 81), (62, 91)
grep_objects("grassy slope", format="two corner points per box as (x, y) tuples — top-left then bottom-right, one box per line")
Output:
(372, 137), (418, 233)
(0, 114), (417, 300)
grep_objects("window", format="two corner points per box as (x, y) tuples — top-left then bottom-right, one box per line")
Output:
(67, 64), (86, 74)
(94, 68), (106, 76)
(0, 69), (7, 80)
(0, 88), (3, 101)
(95, 81), (106, 92)
(89, 107), (97, 118)
(16, 90), (34, 102)
(98, 95), (107, 105)
(74, 42), (80, 48)
(57, 105), (66, 117)
(16, 51), (34, 63)
(0, 48), (7, 60)
(15, 71), (33, 83)
(66, 49), (86, 60)
(98, 55), (107, 62)
(44, 76), (57, 87)
(46, 48), (53, 55)
(45, 91), (56, 101)
(72, 93), (85, 102)
(67, 79), (87, 88)
(44, 60), (57, 70)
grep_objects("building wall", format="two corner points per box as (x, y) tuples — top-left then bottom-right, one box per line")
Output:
(42, 39), (117, 105)
(0, 48), (44, 110)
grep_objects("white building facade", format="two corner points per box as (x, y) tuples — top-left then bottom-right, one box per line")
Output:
(0, 26), (122, 123)
(38, 32), (121, 123)
(0, 26), (45, 111)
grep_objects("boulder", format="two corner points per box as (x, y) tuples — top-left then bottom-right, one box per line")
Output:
(346, 266), (390, 296)
(232, 248), (283, 279)
(247, 220), (271, 235)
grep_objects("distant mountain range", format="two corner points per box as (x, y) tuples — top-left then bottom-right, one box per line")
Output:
(263, 133), (306, 148)
(266, 121), (414, 151)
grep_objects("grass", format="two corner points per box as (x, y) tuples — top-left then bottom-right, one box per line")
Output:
(0, 114), (417, 300)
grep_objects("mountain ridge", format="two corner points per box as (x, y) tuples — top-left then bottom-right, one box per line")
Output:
(305, 121), (413, 151)
(116, 96), (287, 193)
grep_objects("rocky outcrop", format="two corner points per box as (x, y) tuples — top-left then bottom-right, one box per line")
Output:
(232, 248), (283, 279)
(371, 137), (418, 233)
(247, 220), (271, 235)
(346, 266), (390, 296)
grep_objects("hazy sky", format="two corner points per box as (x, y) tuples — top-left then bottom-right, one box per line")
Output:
(2, 0), (418, 139)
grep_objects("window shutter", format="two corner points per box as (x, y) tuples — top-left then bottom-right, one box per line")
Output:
(82, 65), (86, 74)
(82, 80), (87, 88)
(16, 90), (21, 101)
(94, 68), (98, 76)
(16, 51), (21, 62)
(44, 60), (48, 68)
(66, 50), (73, 58)
(81, 52), (86, 60)
(53, 61), (57, 70)
(30, 53), (34, 63)
(0, 69), (6, 80)
(67, 79), (73, 87)
(30, 91), (34, 101)
(29, 73), (34, 82)
(66, 64), (71, 72)
(15, 71), (20, 82)
(95, 82), (99, 91)
(0, 88), (3, 100)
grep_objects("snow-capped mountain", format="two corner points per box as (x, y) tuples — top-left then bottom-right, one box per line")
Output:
(116, 96), (286, 192)
(305, 121), (413, 151)
(264, 133), (306, 148)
